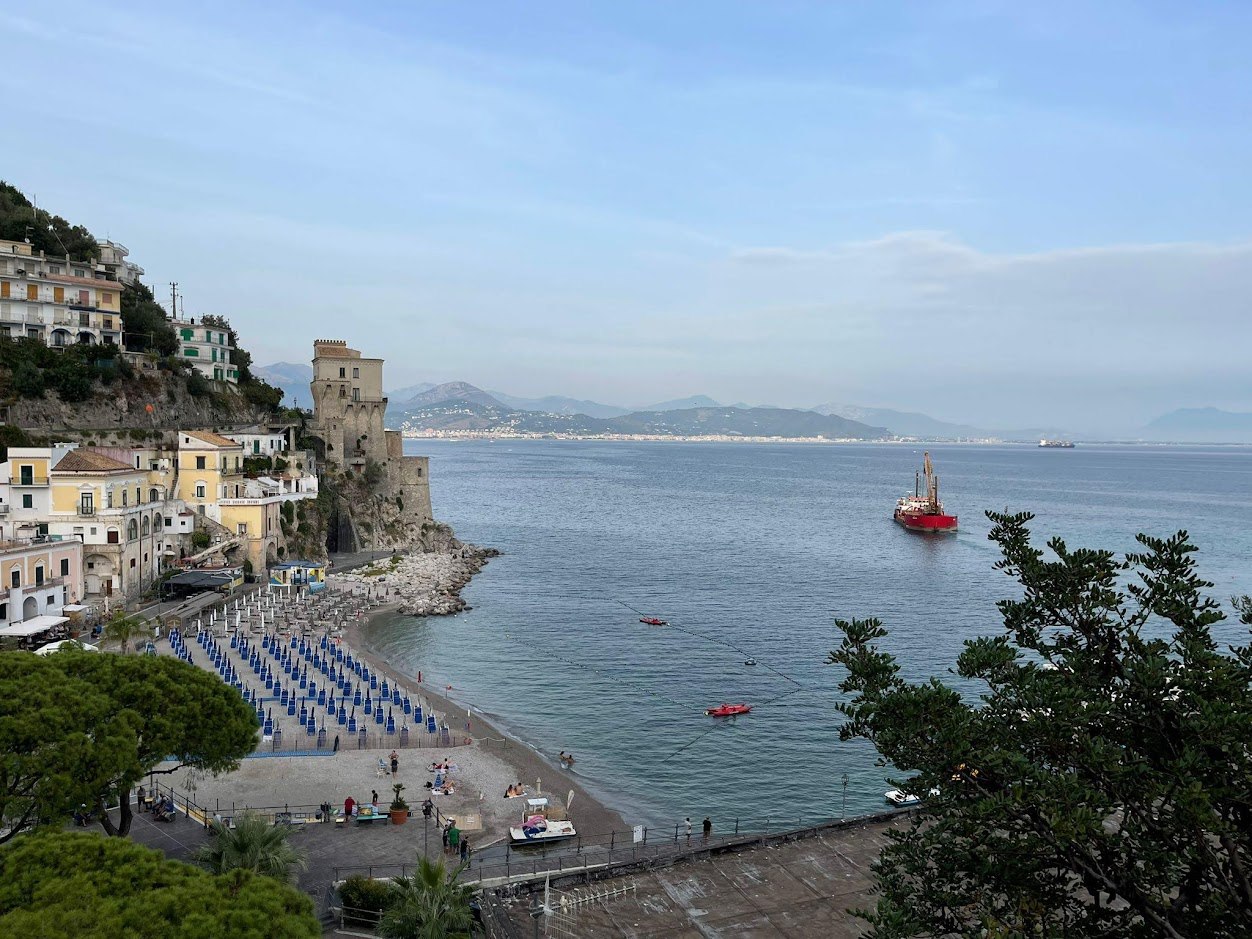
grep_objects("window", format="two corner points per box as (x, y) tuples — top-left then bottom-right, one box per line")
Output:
(9, 569), (18, 588)
(53, 286), (64, 302)
(19, 465), (33, 485)
(339, 386), (346, 398)
(184, 347), (199, 356)
(352, 388), (360, 402)
(129, 558), (136, 569)
(196, 456), (206, 470)
(353, 367), (360, 378)
(101, 291), (113, 305)
(149, 488), (158, 502)
(164, 517), (172, 528)
(27, 284), (38, 300)
(127, 520), (138, 541)
(180, 328), (193, 340)
(121, 490), (127, 507)
(80, 493), (93, 514)
(135, 487), (141, 504)
(339, 367), (346, 378)
(35, 566), (44, 586)
(107, 528), (119, 544)
(195, 484), (206, 498)
(141, 517), (150, 536)
(60, 559), (69, 577)
(22, 494), (32, 509)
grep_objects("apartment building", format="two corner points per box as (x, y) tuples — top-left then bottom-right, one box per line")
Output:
(170, 318), (239, 383)
(0, 239), (123, 347)
(0, 537), (84, 627)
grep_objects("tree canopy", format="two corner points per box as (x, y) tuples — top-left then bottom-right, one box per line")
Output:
(0, 651), (257, 839)
(121, 281), (179, 355)
(829, 511), (1252, 939)
(0, 181), (98, 260)
(0, 831), (320, 939)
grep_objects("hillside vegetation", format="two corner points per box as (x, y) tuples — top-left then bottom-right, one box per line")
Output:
(0, 182), (284, 419)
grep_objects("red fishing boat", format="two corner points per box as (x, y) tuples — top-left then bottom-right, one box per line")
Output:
(639, 617), (667, 626)
(894, 452), (958, 533)
(705, 703), (751, 717)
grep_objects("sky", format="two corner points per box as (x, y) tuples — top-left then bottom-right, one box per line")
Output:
(3, 1), (1251, 430)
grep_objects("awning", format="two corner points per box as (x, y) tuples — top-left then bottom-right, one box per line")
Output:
(61, 604), (91, 613)
(0, 615), (70, 637)
(34, 639), (100, 655)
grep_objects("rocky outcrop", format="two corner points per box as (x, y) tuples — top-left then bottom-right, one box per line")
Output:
(331, 535), (500, 617)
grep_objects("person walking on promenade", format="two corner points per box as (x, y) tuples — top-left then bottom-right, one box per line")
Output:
(459, 836), (470, 863)
(448, 823), (461, 858)
(685, 817), (692, 842)
(441, 822), (450, 853)
(390, 750), (399, 776)
(137, 785), (146, 813)
(702, 817), (712, 840)
(344, 795), (356, 818)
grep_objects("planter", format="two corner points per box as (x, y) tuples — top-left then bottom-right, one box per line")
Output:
(390, 808), (408, 825)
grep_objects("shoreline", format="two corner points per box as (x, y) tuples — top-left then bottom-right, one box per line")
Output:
(343, 604), (629, 838)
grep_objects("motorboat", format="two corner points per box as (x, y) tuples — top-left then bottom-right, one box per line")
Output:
(744, 659), (757, 666)
(639, 617), (667, 626)
(885, 786), (939, 806)
(705, 703), (751, 717)
(508, 797), (577, 845)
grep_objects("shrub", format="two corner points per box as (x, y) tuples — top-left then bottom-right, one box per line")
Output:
(338, 875), (396, 926)
(191, 530), (210, 550)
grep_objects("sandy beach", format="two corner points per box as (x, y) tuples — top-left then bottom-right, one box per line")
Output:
(342, 608), (628, 839)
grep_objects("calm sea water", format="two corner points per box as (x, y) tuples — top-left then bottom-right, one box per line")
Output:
(361, 441), (1252, 829)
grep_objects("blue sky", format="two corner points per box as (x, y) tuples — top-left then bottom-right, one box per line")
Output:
(3, 1), (1251, 429)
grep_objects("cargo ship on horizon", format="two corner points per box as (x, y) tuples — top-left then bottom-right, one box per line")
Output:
(894, 451), (958, 533)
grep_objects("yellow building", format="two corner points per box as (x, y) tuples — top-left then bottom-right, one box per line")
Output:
(176, 430), (246, 513)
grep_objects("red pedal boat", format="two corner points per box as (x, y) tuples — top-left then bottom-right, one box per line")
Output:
(639, 617), (667, 626)
(705, 703), (751, 717)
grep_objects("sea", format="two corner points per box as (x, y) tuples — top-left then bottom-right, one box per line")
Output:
(360, 440), (1252, 830)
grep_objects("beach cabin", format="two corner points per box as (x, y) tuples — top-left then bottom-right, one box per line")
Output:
(268, 560), (327, 594)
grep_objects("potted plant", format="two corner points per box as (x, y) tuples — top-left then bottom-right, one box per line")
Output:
(390, 783), (409, 825)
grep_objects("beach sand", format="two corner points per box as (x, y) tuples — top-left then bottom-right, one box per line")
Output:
(164, 594), (627, 845)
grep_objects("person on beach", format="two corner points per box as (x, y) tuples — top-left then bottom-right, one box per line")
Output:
(389, 750), (399, 775)
(441, 822), (450, 853)
(703, 817), (712, 839)
(685, 817), (692, 841)
(371, 789), (379, 806)
(344, 795), (355, 818)
(459, 836), (470, 863)
(448, 823), (461, 856)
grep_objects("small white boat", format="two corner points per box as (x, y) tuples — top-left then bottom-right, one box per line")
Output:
(885, 787), (937, 806)
(508, 797), (577, 845)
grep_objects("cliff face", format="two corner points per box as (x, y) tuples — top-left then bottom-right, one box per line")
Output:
(9, 368), (275, 440)
(318, 450), (437, 557)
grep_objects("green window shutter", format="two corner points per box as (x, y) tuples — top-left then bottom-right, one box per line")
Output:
(184, 347), (199, 357)
(180, 328), (193, 340)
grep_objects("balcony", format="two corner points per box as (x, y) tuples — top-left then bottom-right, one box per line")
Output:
(14, 476), (49, 487)
(0, 505), (8, 515)
(77, 505), (97, 517)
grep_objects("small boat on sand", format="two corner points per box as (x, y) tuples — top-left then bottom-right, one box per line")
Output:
(639, 617), (667, 626)
(705, 703), (751, 717)
(885, 786), (939, 806)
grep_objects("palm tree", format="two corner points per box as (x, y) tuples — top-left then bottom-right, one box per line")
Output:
(193, 811), (307, 884)
(377, 857), (475, 939)
(102, 611), (150, 655)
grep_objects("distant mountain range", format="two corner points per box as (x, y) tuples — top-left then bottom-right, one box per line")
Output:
(1141, 407), (1252, 443)
(811, 403), (987, 439)
(390, 383), (884, 439)
(256, 364), (1252, 443)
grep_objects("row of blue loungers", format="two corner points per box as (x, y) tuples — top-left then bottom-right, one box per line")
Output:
(167, 628), (447, 742)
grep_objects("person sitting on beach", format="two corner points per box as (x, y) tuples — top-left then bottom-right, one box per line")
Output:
(558, 751), (567, 763)
(504, 785), (515, 798)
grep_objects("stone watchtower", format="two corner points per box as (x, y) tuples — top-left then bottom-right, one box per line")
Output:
(310, 340), (388, 470)
(309, 341), (433, 548)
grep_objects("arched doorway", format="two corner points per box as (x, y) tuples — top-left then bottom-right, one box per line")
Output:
(22, 596), (38, 620)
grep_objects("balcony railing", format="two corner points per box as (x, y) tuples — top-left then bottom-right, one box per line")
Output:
(14, 476), (49, 486)
(77, 505), (97, 516)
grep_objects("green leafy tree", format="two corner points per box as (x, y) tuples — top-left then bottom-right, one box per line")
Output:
(194, 811), (308, 883)
(47, 653), (258, 837)
(52, 362), (93, 402)
(102, 610), (151, 654)
(0, 181), (98, 260)
(0, 653), (131, 844)
(828, 511), (1252, 939)
(120, 281), (178, 355)
(377, 856), (476, 939)
(0, 831), (319, 938)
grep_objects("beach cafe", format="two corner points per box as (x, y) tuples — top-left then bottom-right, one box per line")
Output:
(268, 560), (327, 594)
(0, 614), (70, 651)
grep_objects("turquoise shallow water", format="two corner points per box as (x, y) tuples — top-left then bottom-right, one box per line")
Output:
(361, 441), (1252, 828)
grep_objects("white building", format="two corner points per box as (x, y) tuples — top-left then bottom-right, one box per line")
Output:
(0, 239), (124, 347)
(170, 318), (239, 383)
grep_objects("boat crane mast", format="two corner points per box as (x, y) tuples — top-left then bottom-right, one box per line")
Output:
(923, 451), (939, 507)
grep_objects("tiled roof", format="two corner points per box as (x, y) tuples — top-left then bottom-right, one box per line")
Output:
(53, 449), (135, 474)
(182, 429), (243, 449)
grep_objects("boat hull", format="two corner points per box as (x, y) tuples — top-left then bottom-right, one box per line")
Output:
(894, 511), (958, 533)
(509, 821), (577, 845)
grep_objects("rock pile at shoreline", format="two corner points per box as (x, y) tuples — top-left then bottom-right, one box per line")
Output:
(331, 541), (500, 617)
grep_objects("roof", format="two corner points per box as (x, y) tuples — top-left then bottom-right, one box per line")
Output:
(181, 430), (243, 449)
(164, 571), (237, 588)
(0, 615), (69, 636)
(53, 449), (135, 474)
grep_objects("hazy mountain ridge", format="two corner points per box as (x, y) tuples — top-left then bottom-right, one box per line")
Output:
(811, 402), (987, 438)
(252, 362), (312, 408)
